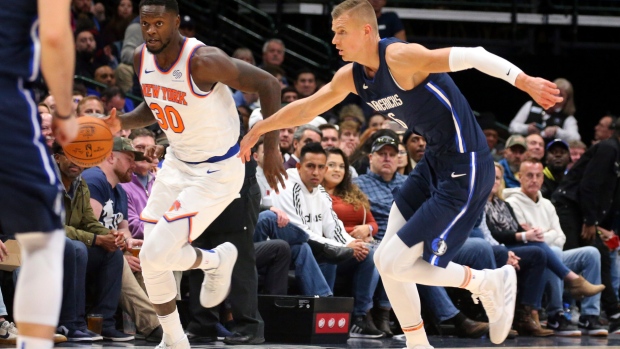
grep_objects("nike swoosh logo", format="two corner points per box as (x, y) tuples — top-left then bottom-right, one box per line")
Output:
(506, 68), (511, 76)
(451, 172), (466, 178)
(363, 84), (368, 89)
(145, 70), (155, 74)
(548, 322), (558, 327)
(206, 170), (220, 174)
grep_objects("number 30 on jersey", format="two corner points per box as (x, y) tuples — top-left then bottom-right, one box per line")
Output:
(150, 103), (185, 133)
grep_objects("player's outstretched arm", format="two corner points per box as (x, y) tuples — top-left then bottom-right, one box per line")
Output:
(388, 43), (563, 110)
(39, 0), (78, 145)
(238, 65), (356, 163)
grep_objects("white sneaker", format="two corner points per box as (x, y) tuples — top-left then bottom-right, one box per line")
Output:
(0, 321), (18, 344)
(470, 265), (517, 345)
(200, 242), (238, 308)
(155, 335), (190, 349)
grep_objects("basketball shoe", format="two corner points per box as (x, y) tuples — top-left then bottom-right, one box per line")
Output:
(200, 242), (238, 308)
(155, 334), (190, 349)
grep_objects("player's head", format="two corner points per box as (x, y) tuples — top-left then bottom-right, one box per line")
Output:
(297, 142), (327, 191)
(139, 0), (180, 54)
(331, 0), (379, 62)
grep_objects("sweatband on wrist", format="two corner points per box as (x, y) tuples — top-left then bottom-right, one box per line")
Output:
(449, 46), (523, 86)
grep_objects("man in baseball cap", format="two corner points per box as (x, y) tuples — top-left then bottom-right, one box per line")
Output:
(113, 136), (145, 161)
(541, 139), (570, 199)
(499, 135), (527, 188)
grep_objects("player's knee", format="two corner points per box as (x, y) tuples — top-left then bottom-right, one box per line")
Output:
(140, 240), (171, 271)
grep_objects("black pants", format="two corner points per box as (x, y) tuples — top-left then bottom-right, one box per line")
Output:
(255, 240), (290, 295)
(187, 176), (264, 338)
(555, 200), (619, 315)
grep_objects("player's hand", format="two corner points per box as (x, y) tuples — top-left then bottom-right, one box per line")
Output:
(144, 145), (165, 162)
(102, 108), (122, 135)
(238, 127), (260, 163)
(516, 74), (562, 110)
(52, 113), (78, 146)
(263, 146), (287, 194)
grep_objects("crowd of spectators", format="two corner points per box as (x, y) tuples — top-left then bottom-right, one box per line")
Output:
(0, 0), (618, 345)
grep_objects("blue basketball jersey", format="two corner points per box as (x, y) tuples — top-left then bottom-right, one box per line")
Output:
(0, 0), (40, 80)
(352, 37), (488, 155)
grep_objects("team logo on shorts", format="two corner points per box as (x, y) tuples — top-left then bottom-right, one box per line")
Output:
(432, 238), (448, 256)
(169, 200), (182, 211)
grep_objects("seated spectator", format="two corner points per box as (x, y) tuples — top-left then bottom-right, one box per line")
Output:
(368, 113), (386, 130)
(339, 104), (365, 130)
(74, 27), (109, 79)
(499, 135), (526, 188)
(284, 124), (322, 169)
(279, 126), (296, 162)
(396, 143), (412, 175)
(101, 86), (134, 114)
(261, 39), (285, 69)
(116, 14), (141, 94)
(525, 134), (545, 161)
(567, 140), (586, 170)
(487, 162), (604, 336)
(338, 120), (361, 158)
(476, 112), (504, 161)
(40, 111), (53, 148)
(53, 142), (132, 341)
(101, 0), (134, 46)
(77, 95), (105, 116)
(319, 124), (340, 150)
(281, 86), (298, 104)
(509, 78), (580, 142)
(541, 139), (570, 199)
(503, 158), (608, 336)
(232, 47), (256, 65)
(262, 65), (287, 89)
(255, 143), (381, 337)
(293, 68), (317, 98)
(91, 65), (116, 93)
(592, 114), (616, 146)
(401, 131), (426, 170)
(350, 129), (398, 176)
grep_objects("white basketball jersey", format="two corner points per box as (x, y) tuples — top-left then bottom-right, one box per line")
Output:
(139, 37), (240, 162)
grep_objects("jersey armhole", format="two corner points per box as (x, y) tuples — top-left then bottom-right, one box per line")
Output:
(186, 45), (211, 98)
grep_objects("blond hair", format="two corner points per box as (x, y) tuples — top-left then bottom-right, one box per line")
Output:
(494, 162), (506, 201)
(554, 78), (576, 116)
(331, 0), (378, 34)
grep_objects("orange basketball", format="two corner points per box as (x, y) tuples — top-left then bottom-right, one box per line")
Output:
(62, 116), (114, 168)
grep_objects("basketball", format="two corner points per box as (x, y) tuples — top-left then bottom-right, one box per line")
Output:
(62, 116), (113, 168)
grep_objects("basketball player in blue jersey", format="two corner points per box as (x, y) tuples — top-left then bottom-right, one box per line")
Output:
(240, 0), (563, 347)
(104, 1), (286, 348)
(0, 1), (78, 348)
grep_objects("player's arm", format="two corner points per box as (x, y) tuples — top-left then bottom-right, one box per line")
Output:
(39, 0), (78, 144)
(387, 43), (562, 110)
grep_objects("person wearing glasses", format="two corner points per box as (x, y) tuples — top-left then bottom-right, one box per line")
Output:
(239, 1), (561, 346)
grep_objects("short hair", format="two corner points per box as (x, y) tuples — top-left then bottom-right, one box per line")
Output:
(77, 96), (104, 115)
(299, 142), (326, 162)
(73, 83), (87, 97)
(262, 64), (286, 78)
(281, 86), (298, 97)
(51, 141), (63, 155)
(101, 86), (126, 101)
(520, 157), (543, 170)
(262, 38), (285, 53)
(338, 120), (360, 136)
(339, 103), (365, 124)
(331, 0), (378, 34)
(293, 124), (322, 141)
(232, 47), (256, 65)
(129, 128), (156, 141)
(568, 140), (586, 150)
(139, 0), (179, 14)
(295, 67), (315, 82)
(37, 102), (50, 113)
(318, 123), (338, 133)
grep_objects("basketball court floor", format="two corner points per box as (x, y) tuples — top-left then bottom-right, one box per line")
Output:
(24, 334), (620, 348)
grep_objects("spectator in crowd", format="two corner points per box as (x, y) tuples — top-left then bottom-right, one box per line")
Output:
(74, 28), (108, 79)
(101, 86), (134, 114)
(284, 124), (322, 169)
(0, 287), (21, 344)
(509, 78), (580, 142)
(263, 65), (287, 89)
(232, 47), (256, 65)
(525, 134), (545, 161)
(368, 0), (406, 40)
(256, 143), (381, 337)
(120, 129), (157, 239)
(592, 114), (617, 146)
(89, 65), (118, 97)
(499, 135), (527, 188)
(101, 0), (134, 46)
(541, 139), (570, 199)
(116, 13), (141, 93)
(261, 39), (285, 68)
(40, 111), (54, 148)
(77, 95), (105, 116)
(476, 112), (504, 161)
(396, 143), (412, 175)
(552, 129), (620, 334)
(238, 105), (252, 132)
(488, 161), (605, 336)
(318, 124), (339, 150)
(42, 94), (56, 114)
(339, 120), (361, 157)
(281, 86), (299, 104)
(179, 15), (196, 38)
(71, 0), (101, 31)
(567, 140), (586, 170)
(402, 131), (426, 170)
(368, 113), (386, 130)
(52, 142), (131, 341)
(339, 104), (366, 129)
(350, 129), (396, 176)
(279, 126), (296, 161)
(294, 68), (317, 98)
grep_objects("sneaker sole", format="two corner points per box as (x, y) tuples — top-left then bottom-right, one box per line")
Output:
(585, 329), (609, 337)
(103, 336), (135, 341)
(349, 332), (385, 338)
(200, 243), (238, 308)
(490, 265), (517, 345)
(552, 330), (582, 337)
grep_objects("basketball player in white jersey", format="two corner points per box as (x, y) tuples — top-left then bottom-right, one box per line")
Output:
(104, 1), (286, 348)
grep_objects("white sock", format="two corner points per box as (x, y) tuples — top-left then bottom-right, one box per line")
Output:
(460, 266), (486, 292)
(196, 248), (220, 270)
(17, 336), (53, 349)
(402, 321), (430, 347)
(158, 309), (185, 345)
